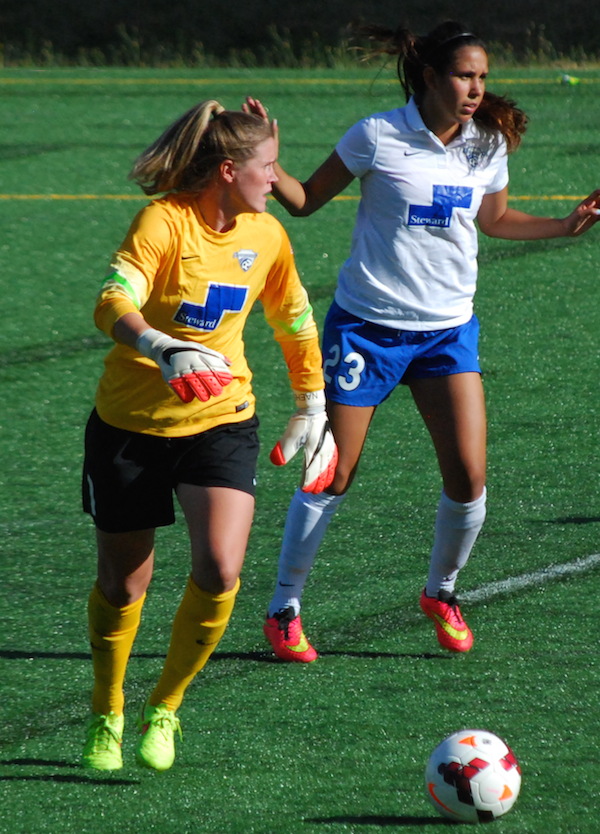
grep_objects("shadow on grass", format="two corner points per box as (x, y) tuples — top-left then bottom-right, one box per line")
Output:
(0, 333), (107, 367)
(305, 815), (451, 827)
(0, 649), (451, 662)
(213, 650), (451, 662)
(544, 516), (600, 525)
(0, 758), (140, 785)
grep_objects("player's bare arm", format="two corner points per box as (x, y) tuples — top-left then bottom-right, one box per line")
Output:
(478, 186), (600, 239)
(243, 96), (354, 216)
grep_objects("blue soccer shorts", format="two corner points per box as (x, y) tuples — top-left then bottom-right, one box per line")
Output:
(322, 301), (481, 407)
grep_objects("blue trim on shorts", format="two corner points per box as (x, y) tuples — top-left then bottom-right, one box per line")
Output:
(322, 302), (481, 407)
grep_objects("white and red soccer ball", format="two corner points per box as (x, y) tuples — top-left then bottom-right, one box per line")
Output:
(425, 729), (521, 823)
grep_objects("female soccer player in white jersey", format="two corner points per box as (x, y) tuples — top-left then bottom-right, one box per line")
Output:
(245, 19), (600, 663)
(81, 100), (337, 771)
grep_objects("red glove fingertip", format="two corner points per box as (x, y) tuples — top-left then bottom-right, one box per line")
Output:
(169, 377), (195, 403)
(269, 443), (286, 466)
(216, 370), (234, 386)
(184, 373), (211, 402)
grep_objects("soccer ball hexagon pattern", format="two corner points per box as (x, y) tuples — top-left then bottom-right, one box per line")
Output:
(425, 729), (521, 823)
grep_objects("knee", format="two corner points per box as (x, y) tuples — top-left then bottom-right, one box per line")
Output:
(325, 463), (356, 496)
(192, 562), (240, 596)
(95, 530), (154, 607)
(443, 466), (486, 504)
(97, 578), (148, 608)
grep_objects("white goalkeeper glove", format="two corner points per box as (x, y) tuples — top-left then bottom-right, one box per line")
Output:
(136, 328), (233, 403)
(270, 390), (338, 494)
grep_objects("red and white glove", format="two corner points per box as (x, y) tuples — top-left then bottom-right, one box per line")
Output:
(136, 328), (233, 403)
(270, 390), (338, 494)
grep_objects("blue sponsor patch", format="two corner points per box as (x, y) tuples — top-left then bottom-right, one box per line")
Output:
(409, 185), (473, 228)
(174, 283), (248, 331)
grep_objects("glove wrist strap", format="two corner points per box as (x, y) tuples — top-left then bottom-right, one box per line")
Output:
(293, 389), (326, 415)
(136, 327), (168, 360)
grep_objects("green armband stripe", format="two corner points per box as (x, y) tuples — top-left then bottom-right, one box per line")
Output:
(100, 272), (142, 309)
(273, 304), (314, 335)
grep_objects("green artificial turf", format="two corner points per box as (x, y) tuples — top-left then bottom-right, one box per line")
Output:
(0, 67), (598, 834)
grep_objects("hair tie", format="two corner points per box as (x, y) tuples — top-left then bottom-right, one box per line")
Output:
(208, 101), (225, 119)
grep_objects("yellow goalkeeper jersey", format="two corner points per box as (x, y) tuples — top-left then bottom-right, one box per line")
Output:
(94, 192), (323, 437)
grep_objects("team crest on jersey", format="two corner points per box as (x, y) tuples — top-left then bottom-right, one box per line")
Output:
(462, 143), (486, 170)
(234, 249), (258, 272)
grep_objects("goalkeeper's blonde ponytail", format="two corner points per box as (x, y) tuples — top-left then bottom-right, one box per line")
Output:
(130, 99), (274, 195)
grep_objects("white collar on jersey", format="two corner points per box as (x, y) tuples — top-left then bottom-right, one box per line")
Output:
(405, 96), (479, 148)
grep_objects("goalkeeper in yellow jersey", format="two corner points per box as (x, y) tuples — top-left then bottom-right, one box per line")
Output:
(81, 100), (337, 772)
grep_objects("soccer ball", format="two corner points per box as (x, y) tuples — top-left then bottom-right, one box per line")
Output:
(425, 729), (521, 823)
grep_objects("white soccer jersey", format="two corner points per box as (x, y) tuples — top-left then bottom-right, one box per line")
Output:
(335, 97), (509, 330)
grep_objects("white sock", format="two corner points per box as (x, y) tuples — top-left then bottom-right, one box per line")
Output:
(267, 488), (346, 617)
(425, 488), (487, 598)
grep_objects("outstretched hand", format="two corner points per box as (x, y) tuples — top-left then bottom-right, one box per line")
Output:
(564, 189), (600, 236)
(243, 96), (268, 120)
(243, 96), (279, 151)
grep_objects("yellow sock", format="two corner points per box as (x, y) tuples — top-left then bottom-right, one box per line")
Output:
(149, 576), (240, 712)
(88, 583), (145, 715)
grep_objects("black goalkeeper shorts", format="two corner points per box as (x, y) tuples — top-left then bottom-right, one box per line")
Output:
(82, 409), (259, 533)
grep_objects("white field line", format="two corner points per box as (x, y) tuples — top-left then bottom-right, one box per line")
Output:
(461, 553), (600, 604)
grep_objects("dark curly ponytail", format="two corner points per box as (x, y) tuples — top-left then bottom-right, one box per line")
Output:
(357, 20), (527, 151)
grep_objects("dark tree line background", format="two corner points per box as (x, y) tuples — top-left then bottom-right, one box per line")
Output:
(2, 0), (599, 64)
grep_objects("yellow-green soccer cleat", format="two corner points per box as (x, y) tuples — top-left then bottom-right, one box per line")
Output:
(82, 712), (124, 771)
(136, 702), (182, 771)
